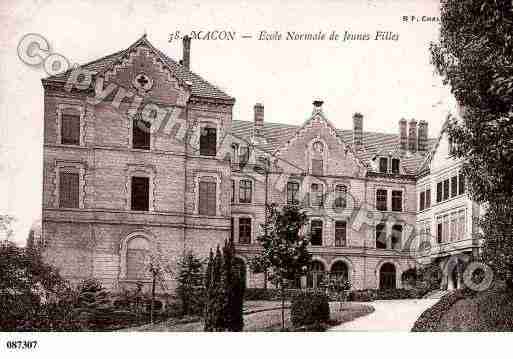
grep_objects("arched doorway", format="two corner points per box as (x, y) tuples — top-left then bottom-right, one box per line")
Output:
(330, 261), (349, 286)
(379, 263), (397, 289)
(307, 260), (326, 289)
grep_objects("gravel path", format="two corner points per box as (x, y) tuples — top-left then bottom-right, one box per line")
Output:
(328, 299), (438, 332)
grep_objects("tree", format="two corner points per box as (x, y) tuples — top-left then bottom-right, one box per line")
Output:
(430, 0), (513, 287)
(176, 251), (204, 316)
(204, 239), (245, 331)
(250, 203), (312, 330)
(0, 241), (76, 331)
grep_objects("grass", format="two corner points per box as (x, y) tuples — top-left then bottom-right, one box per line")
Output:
(123, 301), (374, 332)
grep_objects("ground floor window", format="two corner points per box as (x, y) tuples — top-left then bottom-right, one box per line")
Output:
(330, 261), (349, 285)
(379, 262), (396, 289)
(306, 261), (325, 289)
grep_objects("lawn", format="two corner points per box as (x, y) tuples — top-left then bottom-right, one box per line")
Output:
(122, 301), (374, 332)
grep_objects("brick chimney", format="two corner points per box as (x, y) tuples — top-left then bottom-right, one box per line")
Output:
(182, 35), (191, 70)
(418, 120), (428, 152)
(353, 113), (363, 150)
(254, 103), (264, 136)
(399, 118), (408, 151)
(408, 118), (417, 152)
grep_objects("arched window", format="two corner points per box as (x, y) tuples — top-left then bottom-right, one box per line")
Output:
(306, 260), (326, 289)
(330, 261), (349, 285)
(126, 236), (150, 280)
(311, 141), (324, 176)
(379, 263), (396, 289)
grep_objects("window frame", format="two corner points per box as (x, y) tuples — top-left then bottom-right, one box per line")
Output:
(195, 172), (220, 216)
(199, 125), (217, 157)
(56, 104), (85, 146)
(376, 189), (388, 211)
(379, 157), (388, 173)
(391, 190), (402, 212)
(310, 219), (323, 246)
(238, 217), (252, 244)
(287, 181), (300, 205)
(239, 179), (253, 204)
(334, 220), (347, 247)
(130, 176), (150, 211)
(54, 160), (85, 209)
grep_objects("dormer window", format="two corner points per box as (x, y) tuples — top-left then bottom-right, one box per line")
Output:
(379, 157), (388, 173)
(391, 158), (400, 174)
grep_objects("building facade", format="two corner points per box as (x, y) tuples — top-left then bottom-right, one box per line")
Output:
(40, 36), (479, 294)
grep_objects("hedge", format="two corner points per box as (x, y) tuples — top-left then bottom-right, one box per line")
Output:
(290, 291), (330, 327)
(411, 289), (471, 332)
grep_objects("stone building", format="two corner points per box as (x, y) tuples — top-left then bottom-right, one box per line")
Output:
(40, 35), (479, 294)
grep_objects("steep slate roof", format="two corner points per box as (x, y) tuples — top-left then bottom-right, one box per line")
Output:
(231, 120), (436, 175)
(45, 36), (233, 101)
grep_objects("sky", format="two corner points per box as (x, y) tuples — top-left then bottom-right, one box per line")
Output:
(0, 0), (457, 245)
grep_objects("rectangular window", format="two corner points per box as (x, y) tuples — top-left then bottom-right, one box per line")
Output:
(311, 220), (323, 246)
(437, 220), (443, 244)
(458, 210), (466, 240)
(392, 190), (402, 212)
(379, 157), (388, 173)
(230, 217), (234, 242)
(310, 183), (323, 207)
(200, 127), (217, 156)
(131, 176), (149, 211)
(391, 158), (400, 174)
(287, 182), (300, 205)
(451, 175), (458, 197)
(436, 182), (443, 203)
(231, 180), (235, 203)
(61, 114), (80, 145)
(443, 215), (449, 243)
(199, 181), (216, 216)
(239, 146), (249, 164)
(334, 185), (347, 208)
(239, 218), (251, 244)
(443, 179), (450, 201)
(391, 224), (402, 250)
(450, 213), (458, 242)
(376, 223), (387, 249)
(132, 118), (151, 150)
(239, 179), (252, 203)
(426, 188), (431, 208)
(312, 159), (323, 176)
(419, 191), (425, 211)
(334, 221), (347, 247)
(376, 189), (387, 211)
(59, 172), (79, 208)
(459, 173), (465, 195)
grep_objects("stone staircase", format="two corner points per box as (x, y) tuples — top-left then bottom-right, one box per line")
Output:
(423, 289), (450, 299)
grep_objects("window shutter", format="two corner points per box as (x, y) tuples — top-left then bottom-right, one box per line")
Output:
(207, 182), (216, 215)
(61, 114), (80, 145)
(312, 159), (323, 176)
(59, 172), (79, 208)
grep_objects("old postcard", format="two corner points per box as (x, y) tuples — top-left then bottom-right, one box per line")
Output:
(1, 0), (512, 357)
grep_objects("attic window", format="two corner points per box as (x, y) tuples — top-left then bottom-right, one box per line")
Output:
(391, 159), (400, 174)
(379, 157), (388, 173)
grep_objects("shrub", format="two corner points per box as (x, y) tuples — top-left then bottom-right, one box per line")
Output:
(290, 291), (330, 327)
(411, 288), (471, 332)
(347, 289), (377, 302)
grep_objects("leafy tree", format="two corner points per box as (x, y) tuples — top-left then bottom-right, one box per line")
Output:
(74, 278), (113, 329)
(250, 203), (311, 330)
(430, 0), (513, 287)
(176, 251), (204, 316)
(0, 241), (77, 331)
